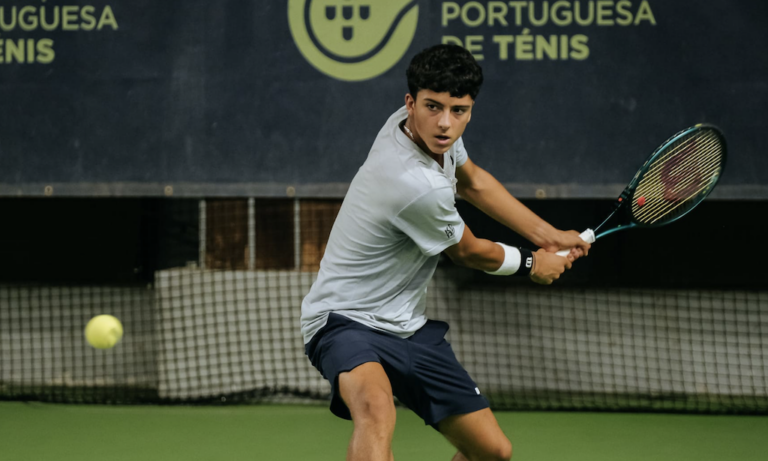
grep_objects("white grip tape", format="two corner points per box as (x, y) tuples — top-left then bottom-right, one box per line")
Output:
(555, 229), (596, 257)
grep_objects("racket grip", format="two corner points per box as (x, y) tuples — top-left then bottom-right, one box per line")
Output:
(555, 229), (596, 257)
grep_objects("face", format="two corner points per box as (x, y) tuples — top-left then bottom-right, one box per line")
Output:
(404, 89), (473, 155)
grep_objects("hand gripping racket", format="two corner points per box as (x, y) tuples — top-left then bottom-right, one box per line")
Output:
(556, 124), (727, 257)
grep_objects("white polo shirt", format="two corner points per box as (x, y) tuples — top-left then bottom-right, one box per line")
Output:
(300, 106), (468, 344)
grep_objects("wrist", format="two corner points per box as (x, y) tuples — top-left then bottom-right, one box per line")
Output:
(525, 223), (553, 248)
(517, 248), (534, 277)
(484, 243), (534, 276)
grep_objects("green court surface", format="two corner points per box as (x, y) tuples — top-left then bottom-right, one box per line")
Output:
(1, 402), (766, 461)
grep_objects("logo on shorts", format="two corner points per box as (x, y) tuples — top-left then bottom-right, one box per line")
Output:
(445, 224), (455, 238)
(525, 257), (533, 268)
(287, 0), (419, 81)
(475, 387), (481, 395)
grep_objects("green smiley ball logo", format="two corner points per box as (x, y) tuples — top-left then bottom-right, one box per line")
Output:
(288, 0), (419, 81)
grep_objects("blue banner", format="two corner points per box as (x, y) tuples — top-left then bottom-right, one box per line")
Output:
(0, 1), (765, 197)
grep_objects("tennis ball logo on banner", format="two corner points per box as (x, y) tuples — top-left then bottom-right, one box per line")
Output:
(288, 0), (418, 81)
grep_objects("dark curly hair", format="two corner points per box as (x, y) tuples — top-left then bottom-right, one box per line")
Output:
(406, 44), (484, 100)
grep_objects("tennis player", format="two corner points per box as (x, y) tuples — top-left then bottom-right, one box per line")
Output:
(301, 44), (590, 461)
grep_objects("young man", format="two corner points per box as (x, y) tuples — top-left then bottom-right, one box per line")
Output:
(301, 44), (590, 461)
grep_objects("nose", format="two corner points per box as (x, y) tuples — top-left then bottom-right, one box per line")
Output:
(438, 110), (451, 131)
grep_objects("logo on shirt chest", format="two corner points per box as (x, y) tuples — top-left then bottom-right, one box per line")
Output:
(445, 224), (455, 238)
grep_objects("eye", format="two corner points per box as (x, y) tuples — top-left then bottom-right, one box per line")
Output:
(426, 104), (438, 111)
(453, 108), (466, 115)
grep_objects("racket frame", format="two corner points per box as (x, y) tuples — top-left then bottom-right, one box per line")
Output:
(593, 123), (727, 240)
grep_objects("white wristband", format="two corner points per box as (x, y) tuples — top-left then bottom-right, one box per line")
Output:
(484, 243), (521, 276)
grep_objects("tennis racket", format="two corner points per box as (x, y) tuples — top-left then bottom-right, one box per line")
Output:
(556, 124), (727, 257)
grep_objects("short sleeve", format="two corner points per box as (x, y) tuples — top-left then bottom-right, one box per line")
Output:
(391, 187), (465, 256)
(454, 137), (469, 167)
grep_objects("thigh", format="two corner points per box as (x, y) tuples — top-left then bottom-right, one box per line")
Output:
(438, 408), (512, 460)
(306, 314), (406, 421)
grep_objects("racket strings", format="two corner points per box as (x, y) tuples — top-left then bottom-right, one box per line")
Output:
(650, 134), (720, 178)
(635, 164), (717, 224)
(632, 131), (724, 224)
(633, 135), (722, 223)
(643, 131), (720, 182)
(633, 136), (722, 222)
(636, 135), (721, 202)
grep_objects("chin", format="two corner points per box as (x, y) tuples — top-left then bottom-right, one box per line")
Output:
(431, 144), (452, 155)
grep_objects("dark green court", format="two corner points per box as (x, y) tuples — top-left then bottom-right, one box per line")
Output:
(2, 403), (766, 461)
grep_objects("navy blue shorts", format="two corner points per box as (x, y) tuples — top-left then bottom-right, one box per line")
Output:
(305, 313), (489, 430)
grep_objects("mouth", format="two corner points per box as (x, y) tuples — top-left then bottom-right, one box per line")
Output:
(435, 135), (451, 145)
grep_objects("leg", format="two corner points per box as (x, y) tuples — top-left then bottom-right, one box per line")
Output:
(339, 362), (397, 461)
(439, 408), (512, 461)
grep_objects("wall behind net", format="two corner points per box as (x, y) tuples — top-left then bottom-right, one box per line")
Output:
(1, 198), (766, 413)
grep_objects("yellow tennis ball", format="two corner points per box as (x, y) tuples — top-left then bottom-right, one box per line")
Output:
(84, 315), (123, 349)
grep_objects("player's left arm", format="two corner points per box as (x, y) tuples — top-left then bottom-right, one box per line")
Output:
(456, 157), (590, 257)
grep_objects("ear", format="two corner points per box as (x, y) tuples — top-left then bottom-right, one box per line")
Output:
(404, 93), (416, 116)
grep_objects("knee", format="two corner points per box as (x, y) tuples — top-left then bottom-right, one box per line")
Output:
(498, 438), (513, 461)
(469, 438), (512, 461)
(347, 388), (396, 428)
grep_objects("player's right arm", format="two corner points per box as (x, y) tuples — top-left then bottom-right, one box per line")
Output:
(443, 224), (574, 285)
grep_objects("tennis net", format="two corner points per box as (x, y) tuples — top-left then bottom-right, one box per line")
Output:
(1, 197), (767, 413)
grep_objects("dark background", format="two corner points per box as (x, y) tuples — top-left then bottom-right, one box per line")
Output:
(0, 197), (761, 289)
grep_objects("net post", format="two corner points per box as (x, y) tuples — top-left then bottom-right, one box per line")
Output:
(248, 198), (256, 270)
(294, 198), (301, 270)
(198, 199), (206, 270)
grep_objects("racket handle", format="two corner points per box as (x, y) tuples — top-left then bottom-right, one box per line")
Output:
(555, 229), (596, 257)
